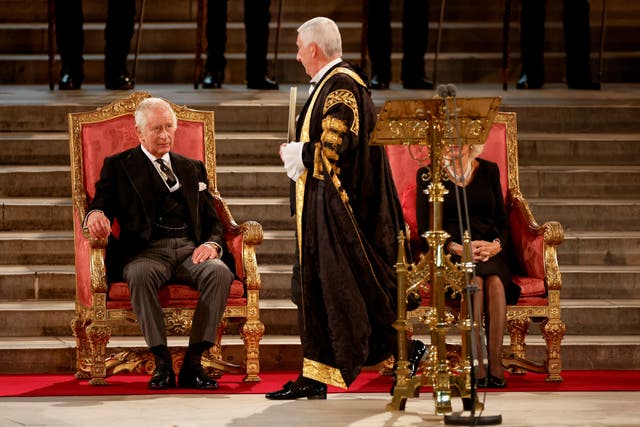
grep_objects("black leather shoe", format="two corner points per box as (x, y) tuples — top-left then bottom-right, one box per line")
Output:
(516, 74), (543, 89)
(105, 73), (135, 90)
(59, 73), (83, 90)
(402, 78), (434, 90)
(246, 76), (279, 90)
(475, 376), (488, 388)
(370, 75), (389, 90)
(148, 364), (176, 390)
(487, 375), (507, 388)
(178, 364), (219, 390)
(390, 339), (428, 395)
(265, 377), (327, 400)
(202, 70), (224, 89)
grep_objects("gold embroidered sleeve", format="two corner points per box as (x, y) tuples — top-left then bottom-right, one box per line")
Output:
(323, 89), (359, 136)
(316, 116), (348, 177)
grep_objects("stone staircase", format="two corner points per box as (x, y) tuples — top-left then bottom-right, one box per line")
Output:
(1, 0), (639, 86)
(0, 85), (639, 374)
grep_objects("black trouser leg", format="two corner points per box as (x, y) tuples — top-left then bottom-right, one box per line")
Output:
(520, 0), (545, 86)
(401, 0), (430, 83)
(104, 0), (136, 79)
(54, 0), (84, 79)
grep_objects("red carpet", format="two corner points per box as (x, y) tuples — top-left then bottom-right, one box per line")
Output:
(1, 370), (639, 397)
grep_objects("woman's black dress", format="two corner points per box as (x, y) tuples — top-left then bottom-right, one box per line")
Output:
(416, 158), (521, 304)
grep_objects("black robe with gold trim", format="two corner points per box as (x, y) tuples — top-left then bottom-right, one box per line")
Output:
(290, 62), (405, 389)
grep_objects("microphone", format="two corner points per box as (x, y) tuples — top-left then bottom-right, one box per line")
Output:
(436, 83), (458, 98)
(446, 83), (457, 98)
(436, 84), (449, 98)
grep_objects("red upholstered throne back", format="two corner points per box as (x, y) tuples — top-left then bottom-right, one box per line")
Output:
(73, 106), (245, 310)
(385, 114), (547, 304)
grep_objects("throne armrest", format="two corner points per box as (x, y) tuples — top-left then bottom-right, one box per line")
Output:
(212, 195), (263, 292)
(510, 195), (564, 291)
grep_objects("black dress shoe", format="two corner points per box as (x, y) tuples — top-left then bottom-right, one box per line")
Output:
(105, 73), (135, 90)
(202, 70), (224, 89)
(390, 339), (428, 395)
(475, 376), (488, 388)
(178, 364), (218, 390)
(487, 375), (507, 388)
(148, 364), (176, 390)
(265, 376), (327, 400)
(59, 73), (82, 90)
(370, 75), (389, 90)
(402, 78), (434, 90)
(516, 74), (543, 89)
(246, 76), (279, 90)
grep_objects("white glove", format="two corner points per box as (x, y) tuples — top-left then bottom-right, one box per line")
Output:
(280, 142), (306, 181)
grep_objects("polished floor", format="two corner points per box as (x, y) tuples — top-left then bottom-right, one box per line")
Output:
(1, 391), (639, 426)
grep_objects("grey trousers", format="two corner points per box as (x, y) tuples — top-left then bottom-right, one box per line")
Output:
(123, 237), (233, 348)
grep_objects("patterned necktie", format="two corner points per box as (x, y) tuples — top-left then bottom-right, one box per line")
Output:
(156, 158), (177, 187)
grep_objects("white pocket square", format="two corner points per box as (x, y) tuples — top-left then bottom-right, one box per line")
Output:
(198, 182), (207, 191)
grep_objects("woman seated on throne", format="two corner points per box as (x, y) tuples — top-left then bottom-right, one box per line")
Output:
(415, 143), (521, 388)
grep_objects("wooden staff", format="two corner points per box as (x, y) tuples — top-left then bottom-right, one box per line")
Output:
(360, 0), (369, 69)
(273, 0), (284, 81)
(132, 0), (146, 82)
(48, 0), (55, 90)
(598, 0), (608, 84)
(502, 0), (512, 91)
(433, 0), (446, 85)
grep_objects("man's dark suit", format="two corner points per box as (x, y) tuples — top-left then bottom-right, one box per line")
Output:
(89, 145), (233, 348)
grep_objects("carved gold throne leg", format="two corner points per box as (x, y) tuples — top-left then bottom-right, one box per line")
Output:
(541, 317), (566, 382)
(241, 318), (264, 382)
(86, 322), (112, 385)
(71, 315), (92, 379)
(506, 315), (530, 375)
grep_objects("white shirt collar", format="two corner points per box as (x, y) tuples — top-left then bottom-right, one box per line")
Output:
(309, 57), (342, 90)
(140, 144), (171, 165)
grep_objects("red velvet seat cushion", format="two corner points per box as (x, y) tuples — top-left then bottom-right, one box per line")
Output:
(106, 279), (246, 309)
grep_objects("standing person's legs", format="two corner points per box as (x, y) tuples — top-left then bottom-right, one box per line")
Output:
(104, 0), (135, 88)
(244, 0), (271, 84)
(367, 0), (393, 88)
(563, 0), (599, 89)
(401, 0), (432, 89)
(203, 0), (228, 87)
(54, 0), (84, 88)
(518, 0), (546, 88)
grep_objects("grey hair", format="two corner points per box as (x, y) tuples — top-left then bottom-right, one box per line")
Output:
(134, 97), (178, 130)
(297, 17), (342, 58)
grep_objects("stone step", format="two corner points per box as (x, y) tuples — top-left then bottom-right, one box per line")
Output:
(2, 333), (637, 373)
(0, 231), (74, 265)
(6, 51), (640, 86)
(517, 133), (640, 166)
(2, 260), (639, 303)
(519, 165), (640, 199)
(5, 163), (639, 199)
(560, 265), (640, 299)
(561, 231), (640, 266)
(529, 198), (640, 232)
(0, 298), (638, 337)
(2, 85), (640, 134)
(2, 131), (639, 168)
(0, 265), (75, 301)
(0, 131), (286, 166)
(3, 195), (640, 233)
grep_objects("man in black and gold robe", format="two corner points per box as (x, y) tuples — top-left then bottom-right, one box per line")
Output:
(266, 17), (418, 400)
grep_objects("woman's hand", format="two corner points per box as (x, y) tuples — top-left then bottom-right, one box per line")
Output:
(471, 239), (502, 263)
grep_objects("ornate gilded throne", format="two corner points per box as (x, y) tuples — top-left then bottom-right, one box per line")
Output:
(385, 110), (566, 383)
(68, 91), (264, 384)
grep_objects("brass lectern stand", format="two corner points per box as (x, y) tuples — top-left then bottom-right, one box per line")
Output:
(371, 96), (502, 423)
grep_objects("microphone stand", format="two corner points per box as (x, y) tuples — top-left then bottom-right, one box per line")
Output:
(441, 91), (501, 426)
